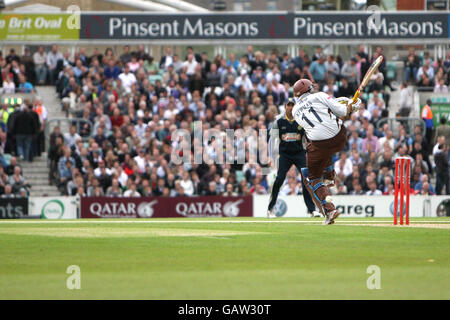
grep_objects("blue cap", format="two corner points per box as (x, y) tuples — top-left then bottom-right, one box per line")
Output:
(286, 97), (295, 105)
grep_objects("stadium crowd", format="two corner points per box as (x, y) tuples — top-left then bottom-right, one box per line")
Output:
(0, 44), (449, 198)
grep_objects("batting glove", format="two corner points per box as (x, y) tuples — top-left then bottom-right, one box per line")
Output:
(349, 98), (362, 112)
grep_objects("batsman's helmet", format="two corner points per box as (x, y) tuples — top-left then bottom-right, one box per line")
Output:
(293, 79), (313, 97)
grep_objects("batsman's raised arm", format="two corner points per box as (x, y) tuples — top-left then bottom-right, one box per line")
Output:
(315, 92), (349, 117)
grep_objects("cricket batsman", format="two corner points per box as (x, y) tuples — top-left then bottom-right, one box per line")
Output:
(267, 97), (318, 218)
(292, 79), (361, 225)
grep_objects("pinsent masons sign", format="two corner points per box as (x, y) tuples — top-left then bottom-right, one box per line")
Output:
(80, 196), (252, 218)
(0, 198), (28, 219)
(80, 12), (449, 41)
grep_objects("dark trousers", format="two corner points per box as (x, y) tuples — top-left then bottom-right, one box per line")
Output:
(268, 151), (315, 213)
(33, 131), (45, 157)
(436, 173), (450, 195)
(16, 134), (33, 162)
(425, 127), (434, 153)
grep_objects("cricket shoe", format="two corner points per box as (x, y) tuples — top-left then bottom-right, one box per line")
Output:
(267, 208), (277, 218)
(324, 175), (340, 188)
(324, 179), (335, 187)
(323, 209), (340, 225)
(308, 210), (321, 218)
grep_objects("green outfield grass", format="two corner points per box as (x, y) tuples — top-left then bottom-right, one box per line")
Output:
(0, 217), (449, 299)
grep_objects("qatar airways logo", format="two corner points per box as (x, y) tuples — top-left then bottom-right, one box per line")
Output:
(89, 200), (158, 217)
(171, 121), (279, 175)
(176, 199), (244, 217)
(89, 202), (137, 217)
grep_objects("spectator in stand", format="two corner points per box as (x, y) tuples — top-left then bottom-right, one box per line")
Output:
(341, 57), (360, 92)
(336, 77), (353, 98)
(11, 104), (38, 162)
(32, 97), (47, 158)
(119, 45), (132, 65)
(434, 78), (448, 93)
(309, 54), (327, 89)
(159, 47), (173, 70)
(5, 49), (20, 65)
(46, 45), (63, 85)
(334, 152), (353, 179)
(350, 181), (365, 195)
(366, 180), (382, 195)
(58, 157), (74, 195)
(414, 175), (435, 195)
(382, 183), (395, 195)
(362, 125), (379, 155)
(2, 74), (15, 94)
(378, 129), (395, 154)
(1, 184), (15, 198)
(324, 55), (340, 82)
(183, 54), (198, 77)
(421, 99), (434, 151)
(64, 125), (81, 150)
(17, 74), (34, 93)
(104, 59), (121, 80)
(435, 118), (450, 144)
(205, 63), (221, 87)
(33, 46), (47, 85)
(118, 64), (137, 92)
(356, 45), (369, 64)
(398, 82), (413, 117)
(312, 46), (323, 61)
(416, 60), (435, 87)
(323, 79), (339, 97)
(413, 153), (429, 175)
(234, 69), (253, 93)
(123, 182), (141, 197)
(128, 55), (140, 73)
(415, 181), (435, 195)
(404, 48), (421, 83)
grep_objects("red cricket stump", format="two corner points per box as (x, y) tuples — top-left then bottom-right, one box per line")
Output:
(394, 157), (411, 226)
(405, 159), (410, 225)
(400, 158), (404, 225)
(394, 159), (399, 225)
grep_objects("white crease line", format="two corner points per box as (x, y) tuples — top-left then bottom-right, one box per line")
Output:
(0, 220), (449, 224)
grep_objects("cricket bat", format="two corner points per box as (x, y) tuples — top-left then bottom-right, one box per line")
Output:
(342, 55), (384, 119)
(351, 55), (384, 105)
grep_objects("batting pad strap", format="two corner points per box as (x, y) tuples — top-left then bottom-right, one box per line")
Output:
(309, 177), (323, 184)
(301, 167), (309, 178)
(313, 182), (324, 192)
